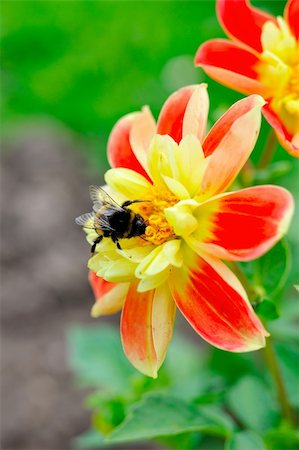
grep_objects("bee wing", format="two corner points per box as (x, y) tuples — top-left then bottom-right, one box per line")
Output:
(89, 186), (122, 211)
(97, 214), (117, 232)
(75, 212), (96, 228)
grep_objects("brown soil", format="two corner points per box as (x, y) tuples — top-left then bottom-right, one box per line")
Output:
(1, 121), (103, 450)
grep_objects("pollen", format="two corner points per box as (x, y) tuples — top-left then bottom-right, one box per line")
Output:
(134, 187), (178, 246)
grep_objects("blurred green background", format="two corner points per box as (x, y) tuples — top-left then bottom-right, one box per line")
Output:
(2, 1), (298, 450)
(2, 0), (286, 168)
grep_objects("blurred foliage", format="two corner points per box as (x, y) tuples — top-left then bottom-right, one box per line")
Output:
(68, 319), (299, 450)
(1, 0), (287, 169)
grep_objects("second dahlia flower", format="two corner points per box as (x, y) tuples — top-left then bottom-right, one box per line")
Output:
(195, 0), (299, 156)
(78, 85), (294, 377)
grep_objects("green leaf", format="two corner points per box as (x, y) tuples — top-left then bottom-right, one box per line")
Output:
(67, 326), (135, 392)
(107, 393), (233, 443)
(241, 239), (291, 299)
(265, 424), (299, 450)
(72, 428), (105, 449)
(276, 342), (299, 408)
(162, 333), (212, 400)
(227, 376), (279, 432)
(255, 298), (280, 321)
(91, 397), (126, 434)
(157, 432), (203, 450)
(225, 431), (266, 450)
(68, 324), (215, 402)
(269, 296), (299, 342)
(209, 349), (259, 384)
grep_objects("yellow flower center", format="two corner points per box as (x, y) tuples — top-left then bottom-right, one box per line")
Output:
(257, 17), (299, 135)
(134, 187), (178, 246)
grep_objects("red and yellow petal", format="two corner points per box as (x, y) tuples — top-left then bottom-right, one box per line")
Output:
(201, 95), (265, 198)
(120, 281), (175, 378)
(197, 186), (294, 261)
(182, 84), (210, 143)
(170, 250), (268, 352)
(107, 112), (150, 178)
(129, 106), (156, 173)
(157, 85), (198, 143)
(195, 40), (270, 97)
(285, 0), (299, 40)
(262, 104), (299, 157)
(89, 271), (128, 317)
(217, 0), (275, 52)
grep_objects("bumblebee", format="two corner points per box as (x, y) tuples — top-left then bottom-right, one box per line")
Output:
(75, 186), (147, 253)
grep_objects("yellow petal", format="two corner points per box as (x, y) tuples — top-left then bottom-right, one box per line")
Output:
(135, 239), (183, 279)
(103, 259), (137, 283)
(147, 135), (178, 187)
(162, 239), (183, 267)
(176, 134), (207, 197)
(105, 168), (151, 199)
(119, 244), (156, 263)
(164, 199), (199, 237)
(261, 18), (297, 63)
(162, 175), (190, 200)
(91, 282), (129, 317)
(135, 246), (168, 277)
(137, 269), (171, 292)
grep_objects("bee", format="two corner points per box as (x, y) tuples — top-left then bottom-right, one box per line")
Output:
(75, 186), (147, 254)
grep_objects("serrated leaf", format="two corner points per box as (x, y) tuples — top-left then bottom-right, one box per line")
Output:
(107, 393), (233, 443)
(227, 376), (279, 432)
(225, 431), (266, 450)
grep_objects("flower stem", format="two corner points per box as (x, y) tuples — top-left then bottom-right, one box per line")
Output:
(257, 129), (277, 169)
(262, 338), (295, 425)
(240, 160), (255, 187)
(228, 261), (295, 424)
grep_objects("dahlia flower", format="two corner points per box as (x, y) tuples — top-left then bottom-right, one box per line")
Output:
(79, 85), (294, 377)
(195, 0), (299, 156)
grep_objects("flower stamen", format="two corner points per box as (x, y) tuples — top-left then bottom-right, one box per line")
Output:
(133, 187), (178, 246)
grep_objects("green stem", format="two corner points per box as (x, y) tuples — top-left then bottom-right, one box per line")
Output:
(240, 159), (255, 187)
(257, 129), (277, 170)
(262, 338), (295, 425)
(230, 128), (294, 424)
(228, 262), (295, 425)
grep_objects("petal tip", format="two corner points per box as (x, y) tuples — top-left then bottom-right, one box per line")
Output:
(90, 303), (101, 318)
(240, 328), (269, 352)
(251, 94), (267, 109)
(278, 190), (295, 236)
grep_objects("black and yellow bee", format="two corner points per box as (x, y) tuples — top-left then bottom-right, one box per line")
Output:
(75, 186), (147, 254)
